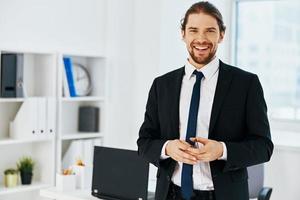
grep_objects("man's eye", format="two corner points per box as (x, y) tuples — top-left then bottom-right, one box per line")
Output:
(207, 30), (216, 33)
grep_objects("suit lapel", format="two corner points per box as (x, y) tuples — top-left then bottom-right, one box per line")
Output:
(209, 61), (233, 137)
(171, 67), (185, 139)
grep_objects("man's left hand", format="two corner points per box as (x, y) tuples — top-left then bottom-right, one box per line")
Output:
(185, 137), (223, 162)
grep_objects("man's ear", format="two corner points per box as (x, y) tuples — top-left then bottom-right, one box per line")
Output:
(218, 31), (225, 43)
(181, 30), (185, 40)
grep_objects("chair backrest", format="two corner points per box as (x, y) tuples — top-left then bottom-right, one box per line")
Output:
(248, 164), (264, 198)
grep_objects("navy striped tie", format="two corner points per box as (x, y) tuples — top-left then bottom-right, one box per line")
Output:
(181, 70), (203, 200)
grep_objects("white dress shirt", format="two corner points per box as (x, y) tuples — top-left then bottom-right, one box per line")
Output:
(160, 57), (227, 190)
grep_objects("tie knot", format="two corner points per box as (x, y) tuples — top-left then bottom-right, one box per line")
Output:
(193, 70), (204, 81)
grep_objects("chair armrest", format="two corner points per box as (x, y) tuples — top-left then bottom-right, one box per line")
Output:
(258, 187), (272, 200)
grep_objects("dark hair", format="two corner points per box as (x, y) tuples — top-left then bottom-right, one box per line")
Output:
(181, 1), (226, 33)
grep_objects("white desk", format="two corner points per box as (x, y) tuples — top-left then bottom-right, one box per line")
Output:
(40, 188), (99, 200)
(40, 180), (156, 200)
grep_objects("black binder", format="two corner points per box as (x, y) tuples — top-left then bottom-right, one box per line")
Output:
(1, 53), (17, 97)
(0, 53), (24, 98)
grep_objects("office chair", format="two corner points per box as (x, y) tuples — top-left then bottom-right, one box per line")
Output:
(248, 164), (272, 200)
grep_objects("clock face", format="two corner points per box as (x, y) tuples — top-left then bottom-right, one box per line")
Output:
(72, 63), (92, 96)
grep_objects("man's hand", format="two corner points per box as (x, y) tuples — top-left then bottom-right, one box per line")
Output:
(186, 137), (224, 162)
(166, 139), (198, 165)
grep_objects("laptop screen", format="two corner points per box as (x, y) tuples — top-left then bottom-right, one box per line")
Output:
(92, 146), (149, 200)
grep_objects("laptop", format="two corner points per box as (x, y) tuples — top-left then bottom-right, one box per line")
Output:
(92, 146), (155, 200)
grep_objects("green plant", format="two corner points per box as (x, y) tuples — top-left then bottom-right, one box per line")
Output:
(4, 168), (18, 175)
(17, 156), (35, 173)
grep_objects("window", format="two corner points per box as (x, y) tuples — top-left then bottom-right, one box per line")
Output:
(235, 0), (300, 121)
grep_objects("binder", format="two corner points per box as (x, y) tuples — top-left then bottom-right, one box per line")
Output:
(63, 57), (77, 97)
(16, 54), (24, 97)
(62, 65), (70, 97)
(46, 97), (56, 134)
(37, 97), (46, 135)
(62, 140), (84, 170)
(61, 56), (70, 97)
(1, 53), (17, 97)
(10, 98), (38, 138)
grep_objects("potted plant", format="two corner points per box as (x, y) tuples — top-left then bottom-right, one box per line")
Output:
(4, 168), (18, 187)
(17, 156), (35, 185)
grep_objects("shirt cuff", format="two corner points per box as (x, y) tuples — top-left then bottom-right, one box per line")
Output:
(160, 140), (171, 160)
(218, 142), (227, 160)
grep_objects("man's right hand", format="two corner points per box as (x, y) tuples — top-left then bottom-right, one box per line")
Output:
(165, 139), (198, 165)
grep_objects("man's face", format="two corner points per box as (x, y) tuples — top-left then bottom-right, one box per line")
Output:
(182, 12), (224, 68)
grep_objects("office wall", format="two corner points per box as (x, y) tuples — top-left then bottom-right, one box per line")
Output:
(265, 147), (300, 200)
(104, 0), (136, 148)
(0, 0), (106, 54)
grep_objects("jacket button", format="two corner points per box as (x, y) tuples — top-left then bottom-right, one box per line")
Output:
(167, 175), (170, 181)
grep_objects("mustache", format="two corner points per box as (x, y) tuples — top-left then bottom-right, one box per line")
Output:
(191, 41), (212, 46)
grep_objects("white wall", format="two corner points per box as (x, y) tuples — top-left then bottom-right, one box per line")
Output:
(104, 0), (136, 149)
(131, 1), (163, 147)
(0, 0), (106, 54)
(265, 147), (300, 200)
(104, 0), (163, 149)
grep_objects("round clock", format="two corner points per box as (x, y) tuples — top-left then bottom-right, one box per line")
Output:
(72, 63), (92, 96)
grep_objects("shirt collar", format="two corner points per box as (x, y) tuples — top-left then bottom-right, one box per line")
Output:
(185, 56), (219, 80)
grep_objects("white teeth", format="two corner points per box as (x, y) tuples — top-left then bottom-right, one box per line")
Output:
(194, 46), (208, 50)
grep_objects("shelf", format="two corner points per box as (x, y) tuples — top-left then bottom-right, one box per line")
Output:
(0, 137), (54, 146)
(0, 182), (51, 196)
(61, 133), (103, 140)
(61, 96), (105, 102)
(40, 188), (97, 200)
(0, 48), (55, 55)
(61, 51), (106, 58)
(0, 98), (25, 103)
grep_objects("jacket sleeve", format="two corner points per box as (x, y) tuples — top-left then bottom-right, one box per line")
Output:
(137, 78), (167, 167)
(223, 75), (273, 172)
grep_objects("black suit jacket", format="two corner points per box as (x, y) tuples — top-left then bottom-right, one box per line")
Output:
(137, 60), (273, 200)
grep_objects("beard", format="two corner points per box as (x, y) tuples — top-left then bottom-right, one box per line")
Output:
(188, 42), (217, 66)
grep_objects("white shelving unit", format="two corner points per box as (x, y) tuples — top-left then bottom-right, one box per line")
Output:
(56, 52), (107, 182)
(61, 133), (104, 141)
(0, 50), (107, 200)
(62, 96), (105, 102)
(0, 98), (25, 103)
(0, 50), (57, 200)
(0, 182), (51, 196)
(0, 137), (53, 146)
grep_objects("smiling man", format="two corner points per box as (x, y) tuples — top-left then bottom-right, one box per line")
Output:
(137, 2), (273, 200)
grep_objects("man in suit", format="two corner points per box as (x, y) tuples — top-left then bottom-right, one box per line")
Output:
(137, 1), (273, 200)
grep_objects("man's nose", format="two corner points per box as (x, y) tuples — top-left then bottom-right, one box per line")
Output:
(194, 32), (208, 42)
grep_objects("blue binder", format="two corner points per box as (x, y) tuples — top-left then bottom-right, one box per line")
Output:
(63, 57), (77, 97)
